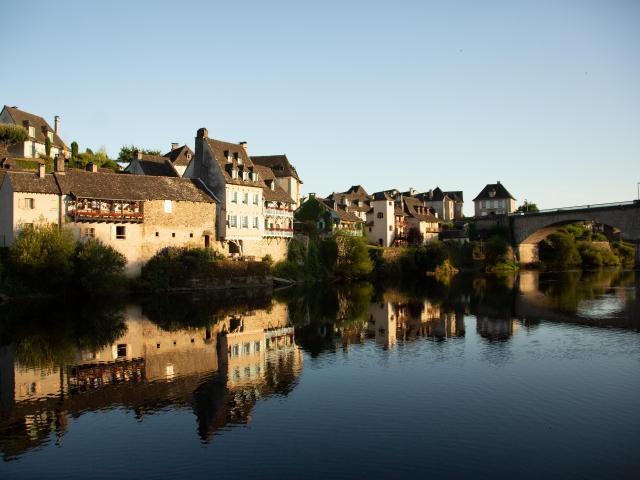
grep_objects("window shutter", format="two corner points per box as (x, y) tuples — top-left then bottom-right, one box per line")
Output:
(18, 198), (23, 209)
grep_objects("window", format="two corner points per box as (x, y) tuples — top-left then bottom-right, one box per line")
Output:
(231, 344), (240, 357)
(242, 192), (248, 204)
(172, 232), (176, 238)
(47, 131), (53, 142)
(389, 226), (393, 231)
(83, 227), (95, 238)
(189, 233), (193, 238)
(155, 232), (159, 237)
(253, 216), (259, 228)
(253, 193), (259, 205)
(377, 212), (383, 219)
(231, 191), (238, 203)
(28, 126), (35, 137)
(242, 216), (248, 228)
(388, 202), (392, 206)
(368, 227), (372, 232)
(117, 344), (127, 358)
(24, 198), (35, 209)
(116, 226), (126, 239)
(229, 215), (237, 228)
(231, 169), (238, 179)
(242, 171), (248, 180)
(254, 341), (261, 352)
(243, 342), (251, 355)
(164, 199), (172, 213)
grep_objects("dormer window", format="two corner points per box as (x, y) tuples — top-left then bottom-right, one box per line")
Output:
(236, 153), (243, 165)
(242, 171), (248, 180)
(231, 168), (238, 179)
(47, 131), (53, 142)
(270, 181), (275, 191)
(186, 153), (192, 160)
(254, 172), (259, 181)
(224, 150), (231, 162)
(28, 126), (35, 137)
(489, 190), (496, 198)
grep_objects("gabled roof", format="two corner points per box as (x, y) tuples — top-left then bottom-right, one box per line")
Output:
(56, 170), (215, 202)
(251, 154), (302, 182)
(318, 197), (363, 224)
(206, 138), (262, 188)
(346, 185), (368, 195)
(371, 190), (396, 201)
(253, 164), (295, 204)
(3, 170), (61, 194)
(403, 196), (440, 223)
(473, 182), (515, 201)
(135, 154), (179, 177)
(326, 185), (371, 213)
(1, 106), (68, 150)
(3, 169), (216, 203)
(444, 190), (463, 202)
(164, 145), (193, 168)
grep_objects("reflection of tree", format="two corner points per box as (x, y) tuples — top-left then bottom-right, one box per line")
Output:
(0, 298), (127, 370)
(537, 270), (621, 314)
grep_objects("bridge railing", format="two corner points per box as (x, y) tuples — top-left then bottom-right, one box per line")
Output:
(511, 200), (638, 216)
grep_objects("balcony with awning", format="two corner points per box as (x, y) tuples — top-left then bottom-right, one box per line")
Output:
(67, 197), (144, 223)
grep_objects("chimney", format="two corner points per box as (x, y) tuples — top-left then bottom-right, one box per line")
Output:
(239, 141), (248, 152)
(54, 115), (60, 134)
(171, 143), (179, 151)
(86, 162), (98, 173)
(38, 163), (45, 178)
(133, 150), (143, 160)
(197, 127), (208, 139)
(497, 180), (501, 184)
(54, 154), (65, 174)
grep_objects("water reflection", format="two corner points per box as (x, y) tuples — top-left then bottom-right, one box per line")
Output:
(0, 269), (637, 463)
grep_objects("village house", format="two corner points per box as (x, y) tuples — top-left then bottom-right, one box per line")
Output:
(295, 194), (364, 237)
(251, 154), (302, 207)
(0, 105), (69, 160)
(125, 144), (194, 178)
(326, 185), (371, 222)
(473, 181), (516, 216)
(164, 144), (194, 177)
(0, 159), (218, 276)
(187, 128), (298, 260)
(366, 189), (441, 247)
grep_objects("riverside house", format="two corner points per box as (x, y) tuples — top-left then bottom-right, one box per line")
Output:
(0, 105), (69, 160)
(295, 194), (364, 237)
(473, 181), (516, 217)
(0, 159), (218, 276)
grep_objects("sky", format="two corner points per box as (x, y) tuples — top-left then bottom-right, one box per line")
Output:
(2, 0), (639, 215)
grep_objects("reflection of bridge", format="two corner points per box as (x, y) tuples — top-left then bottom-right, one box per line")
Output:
(477, 201), (640, 265)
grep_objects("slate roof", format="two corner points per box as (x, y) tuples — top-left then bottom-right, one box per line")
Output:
(318, 197), (363, 223)
(473, 182), (515, 201)
(371, 191), (396, 201)
(164, 145), (193, 168)
(2, 106), (68, 150)
(206, 138), (262, 188)
(3, 171), (61, 194)
(445, 190), (464, 202)
(251, 155), (302, 182)
(326, 185), (371, 213)
(253, 164), (295, 204)
(403, 196), (440, 222)
(3, 170), (216, 203)
(135, 154), (179, 177)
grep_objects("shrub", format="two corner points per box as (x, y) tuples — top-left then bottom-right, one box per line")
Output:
(74, 239), (127, 292)
(539, 232), (582, 268)
(261, 254), (274, 266)
(335, 235), (373, 279)
(9, 222), (76, 289)
(577, 242), (620, 268)
(612, 241), (635, 267)
(318, 238), (339, 272)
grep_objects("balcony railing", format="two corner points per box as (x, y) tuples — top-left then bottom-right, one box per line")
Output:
(264, 208), (294, 217)
(264, 227), (294, 238)
(68, 198), (144, 223)
(68, 210), (144, 223)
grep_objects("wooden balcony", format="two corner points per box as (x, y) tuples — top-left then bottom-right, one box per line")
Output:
(264, 227), (294, 238)
(68, 198), (144, 223)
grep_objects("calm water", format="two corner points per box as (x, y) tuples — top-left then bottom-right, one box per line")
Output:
(0, 270), (638, 479)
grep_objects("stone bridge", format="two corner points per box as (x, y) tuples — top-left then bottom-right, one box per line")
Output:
(476, 201), (640, 265)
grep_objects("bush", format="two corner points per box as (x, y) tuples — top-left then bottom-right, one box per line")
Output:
(335, 235), (373, 279)
(539, 232), (582, 268)
(261, 254), (274, 266)
(612, 241), (635, 267)
(74, 239), (127, 291)
(577, 242), (620, 268)
(9, 223), (76, 289)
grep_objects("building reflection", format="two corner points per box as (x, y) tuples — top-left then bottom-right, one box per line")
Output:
(0, 300), (302, 459)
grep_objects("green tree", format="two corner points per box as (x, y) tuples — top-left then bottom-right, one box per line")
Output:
(335, 235), (373, 279)
(516, 200), (540, 213)
(407, 227), (424, 246)
(44, 136), (52, 159)
(539, 231), (582, 267)
(118, 144), (162, 163)
(71, 141), (79, 159)
(74, 239), (127, 291)
(0, 124), (28, 156)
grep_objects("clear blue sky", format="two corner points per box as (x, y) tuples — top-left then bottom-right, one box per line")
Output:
(2, 0), (639, 214)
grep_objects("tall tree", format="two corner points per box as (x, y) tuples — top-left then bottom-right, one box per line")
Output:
(44, 137), (52, 159)
(71, 141), (79, 159)
(0, 124), (28, 156)
(516, 200), (540, 213)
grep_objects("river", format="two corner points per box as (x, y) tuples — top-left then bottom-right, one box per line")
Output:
(0, 269), (638, 479)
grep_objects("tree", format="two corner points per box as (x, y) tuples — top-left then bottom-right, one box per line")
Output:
(516, 200), (540, 213)
(335, 235), (373, 279)
(71, 141), (79, 159)
(0, 124), (28, 156)
(44, 136), (52, 159)
(118, 144), (162, 163)
(539, 231), (581, 267)
(74, 239), (127, 291)
(407, 227), (424, 246)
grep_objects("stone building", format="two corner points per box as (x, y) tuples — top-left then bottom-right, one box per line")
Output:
(0, 160), (218, 276)
(0, 105), (69, 160)
(473, 181), (516, 217)
(251, 154), (303, 207)
(326, 185), (371, 222)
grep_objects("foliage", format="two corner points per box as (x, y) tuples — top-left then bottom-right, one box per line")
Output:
(71, 141), (79, 159)
(407, 226), (424, 245)
(44, 136), (52, 159)
(294, 197), (333, 235)
(261, 254), (274, 266)
(400, 241), (449, 275)
(8, 222), (76, 289)
(611, 241), (635, 267)
(577, 242), (620, 268)
(138, 247), (261, 291)
(118, 144), (162, 163)
(5, 222), (129, 295)
(483, 235), (516, 271)
(68, 146), (119, 171)
(539, 231), (582, 268)
(74, 239), (127, 291)
(319, 238), (339, 271)
(0, 124), (28, 154)
(516, 200), (540, 213)
(335, 235), (373, 279)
